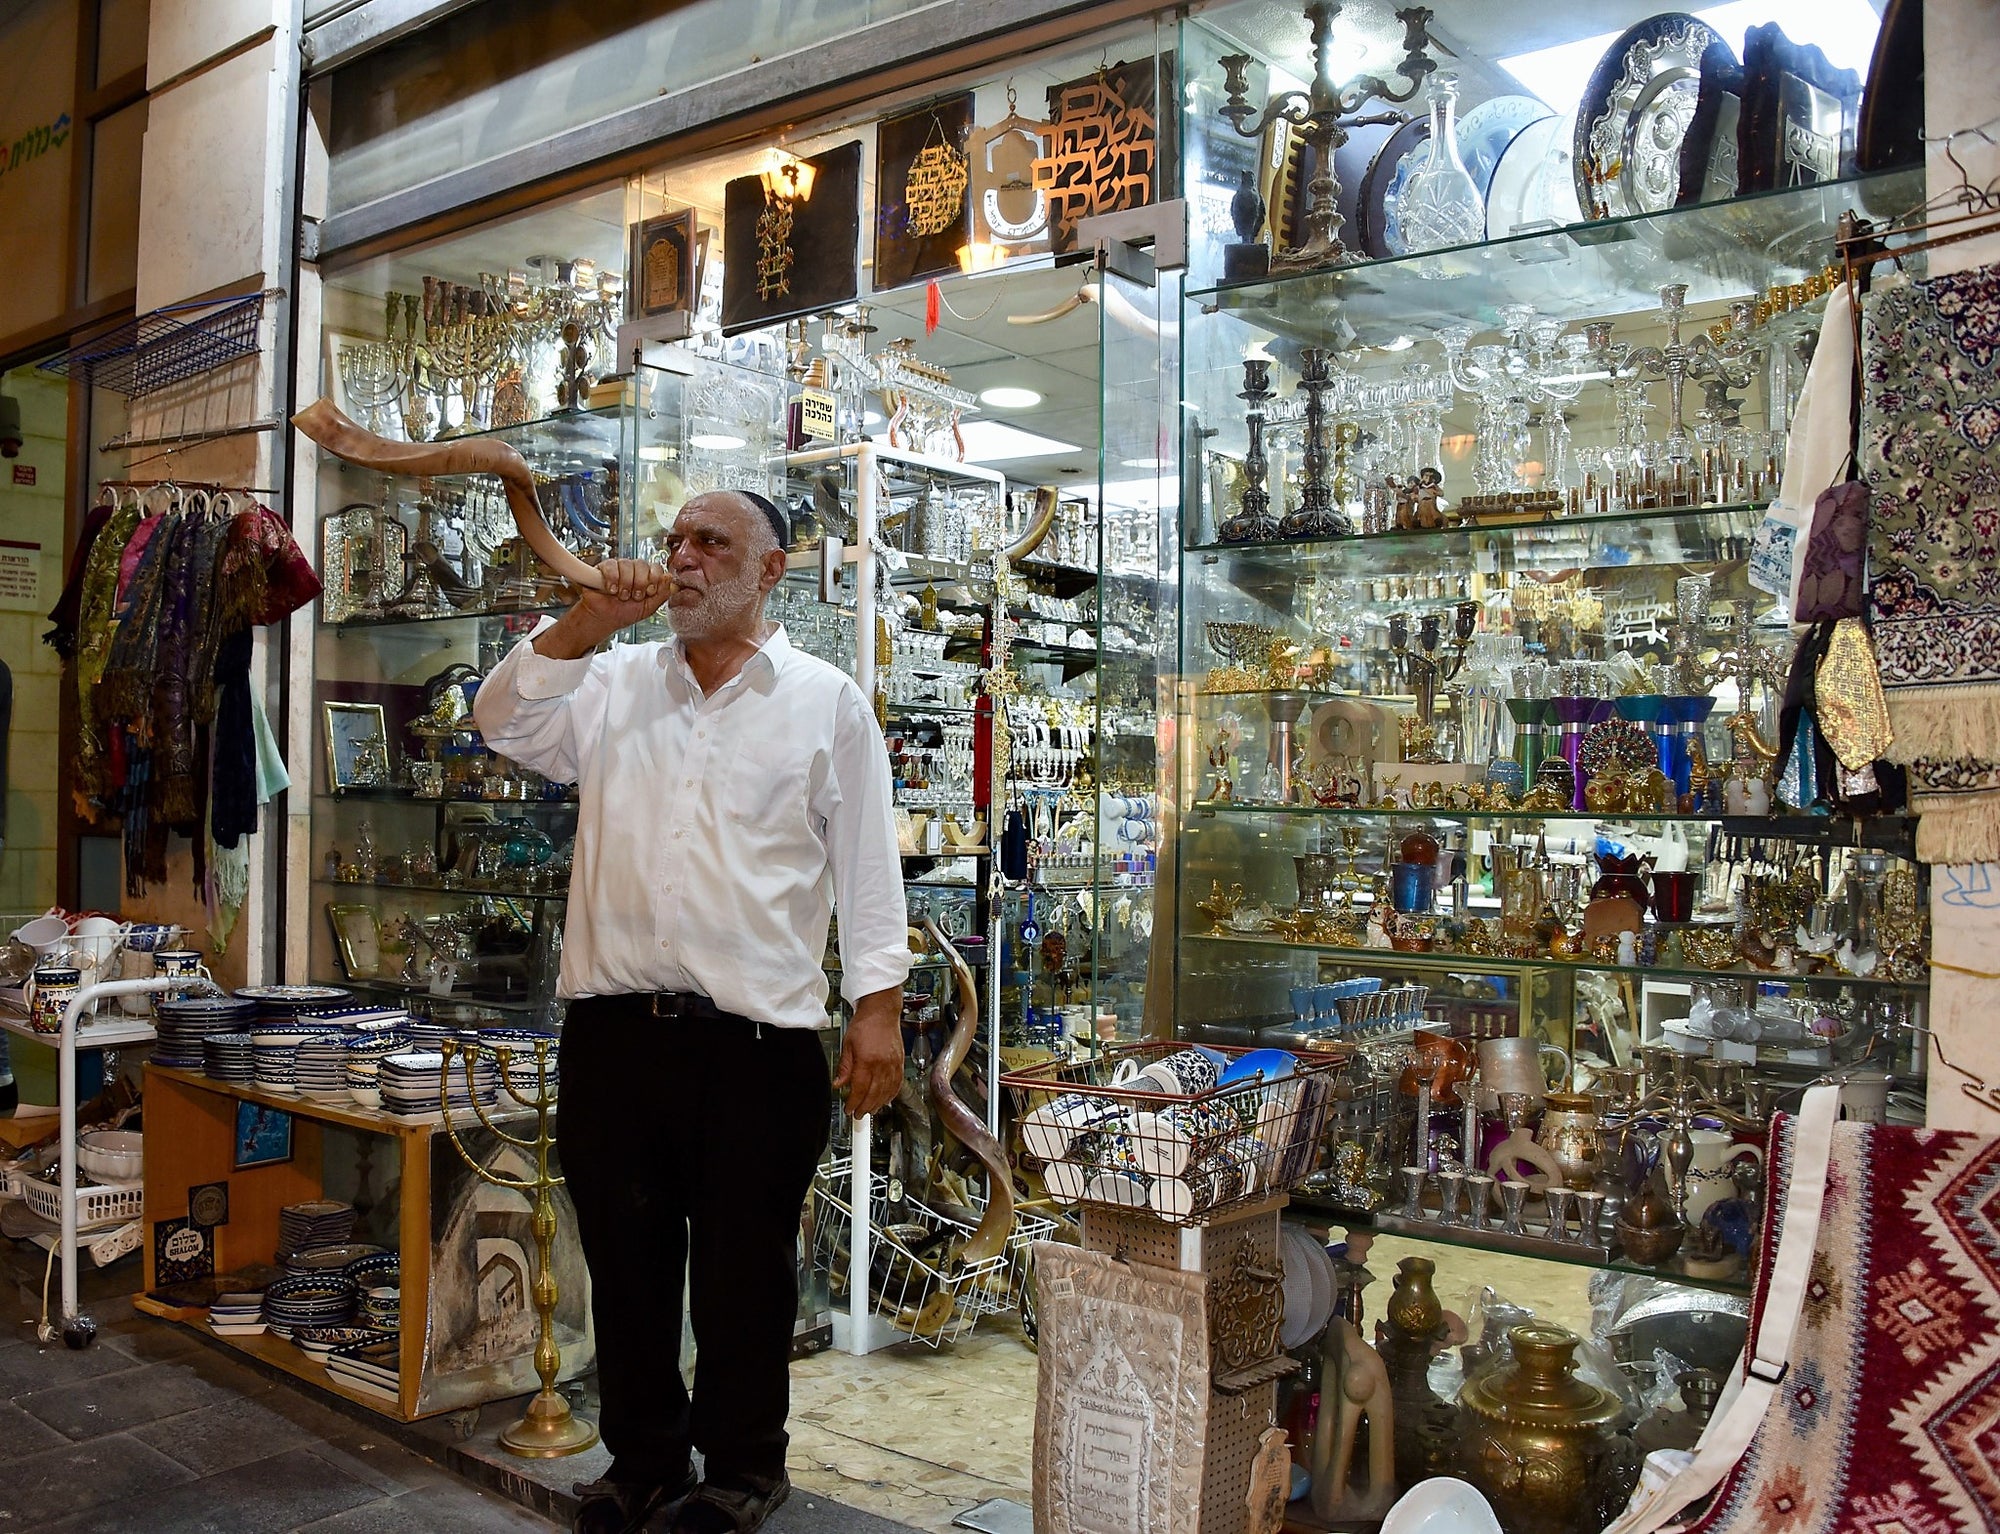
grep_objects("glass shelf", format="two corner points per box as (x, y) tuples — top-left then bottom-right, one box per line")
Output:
(326, 403), (628, 473)
(1184, 930), (1923, 992)
(1289, 1197), (1752, 1297)
(332, 977), (538, 1014)
(1188, 170), (1921, 348)
(1189, 502), (1767, 583)
(1189, 801), (1919, 848)
(315, 875), (567, 904)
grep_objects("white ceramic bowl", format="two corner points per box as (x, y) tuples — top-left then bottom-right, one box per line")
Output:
(1381, 1478), (1504, 1534)
(78, 1129), (144, 1182)
(349, 1087), (382, 1109)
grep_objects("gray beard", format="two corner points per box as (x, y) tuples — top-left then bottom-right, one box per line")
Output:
(665, 562), (766, 640)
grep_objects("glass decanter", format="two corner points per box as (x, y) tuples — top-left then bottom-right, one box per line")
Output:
(1389, 75), (1486, 254)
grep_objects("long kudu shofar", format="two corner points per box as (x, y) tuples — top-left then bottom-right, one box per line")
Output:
(922, 917), (1015, 1269)
(299, 396), (1060, 577)
(294, 399), (617, 593)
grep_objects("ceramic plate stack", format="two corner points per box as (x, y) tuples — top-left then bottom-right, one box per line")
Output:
(475, 1028), (560, 1100)
(262, 1274), (358, 1339)
(152, 995), (257, 1069)
(207, 1290), (266, 1336)
(235, 984), (354, 1018)
(345, 1250), (399, 1286)
(250, 1023), (346, 1094)
(201, 1030), (255, 1083)
(378, 1050), (498, 1117)
(343, 1032), (411, 1110)
(277, 1199), (355, 1259)
(297, 1005), (410, 1032)
(358, 1279), (400, 1331)
(294, 1033), (358, 1101)
(294, 1324), (392, 1365)
(327, 1334), (401, 1403)
(284, 1242), (387, 1277)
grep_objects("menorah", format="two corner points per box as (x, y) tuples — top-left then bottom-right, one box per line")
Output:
(437, 1037), (598, 1457)
(1388, 602), (1477, 762)
(1204, 619), (1285, 693)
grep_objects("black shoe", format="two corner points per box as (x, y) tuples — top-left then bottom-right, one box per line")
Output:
(573, 1468), (698, 1534)
(668, 1475), (792, 1533)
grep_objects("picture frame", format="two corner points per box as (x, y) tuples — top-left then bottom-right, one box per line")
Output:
(233, 1101), (294, 1170)
(630, 207), (698, 319)
(324, 701), (391, 791)
(327, 902), (383, 980)
(873, 93), (974, 291)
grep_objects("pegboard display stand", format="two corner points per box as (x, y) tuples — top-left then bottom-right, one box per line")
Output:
(1081, 1193), (1292, 1534)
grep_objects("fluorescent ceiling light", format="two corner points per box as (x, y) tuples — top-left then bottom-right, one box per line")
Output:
(863, 409), (884, 426)
(1378, 335), (1416, 353)
(1120, 456), (1169, 470)
(689, 432), (746, 451)
(638, 445), (679, 462)
(958, 420), (1081, 464)
(979, 386), (1042, 409)
(1500, 0), (1881, 117)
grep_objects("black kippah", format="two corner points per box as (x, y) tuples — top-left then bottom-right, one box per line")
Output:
(739, 490), (790, 552)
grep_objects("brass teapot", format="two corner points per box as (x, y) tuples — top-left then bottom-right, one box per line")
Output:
(1460, 1324), (1622, 1534)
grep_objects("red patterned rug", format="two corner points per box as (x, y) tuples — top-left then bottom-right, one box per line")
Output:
(1693, 1119), (2000, 1532)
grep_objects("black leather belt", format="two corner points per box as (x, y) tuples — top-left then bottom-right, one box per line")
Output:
(648, 990), (726, 1021)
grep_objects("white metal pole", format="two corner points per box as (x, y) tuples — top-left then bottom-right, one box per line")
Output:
(849, 440), (878, 1357)
(56, 977), (182, 1333)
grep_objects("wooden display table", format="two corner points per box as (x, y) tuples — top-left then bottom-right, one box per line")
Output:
(139, 1065), (591, 1422)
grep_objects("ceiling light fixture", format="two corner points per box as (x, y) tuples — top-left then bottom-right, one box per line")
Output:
(760, 149), (816, 203)
(689, 432), (747, 451)
(1120, 456), (1169, 470)
(979, 386), (1042, 409)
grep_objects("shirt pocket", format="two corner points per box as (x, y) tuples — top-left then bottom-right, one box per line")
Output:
(727, 735), (813, 828)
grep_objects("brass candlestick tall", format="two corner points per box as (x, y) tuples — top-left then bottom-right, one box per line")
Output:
(438, 1038), (598, 1457)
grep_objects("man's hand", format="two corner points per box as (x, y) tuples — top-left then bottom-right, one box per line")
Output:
(834, 987), (905, 1120)
(533, 559), (676, 659)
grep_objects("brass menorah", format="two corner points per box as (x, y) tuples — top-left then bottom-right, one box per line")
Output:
(438, 1037), (598, 1457)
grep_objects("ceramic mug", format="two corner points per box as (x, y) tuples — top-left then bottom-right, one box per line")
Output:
(27, 964), (81, 1035)
(1477, 1035), (1571, 1112)
(153, 949), (213, 999)
(12, 913), (68, 951)
(1116, 1047), (1224, 1096)
(1021, 1093), (1132, 1161)
(1683, 1129), (1763, 1224)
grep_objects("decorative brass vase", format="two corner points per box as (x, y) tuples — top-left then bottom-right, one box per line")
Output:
(1384, 1255), (1444, 1337)
(1615, 1165), (1687, 1266)
(1538, 1091), (1603, 1190)
(1460, 1324), (1622, 1534)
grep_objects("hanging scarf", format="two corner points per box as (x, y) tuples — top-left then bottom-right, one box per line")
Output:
(101, 512), (186, 733)
(153, 511), (233, 827)
(71, 501), (141, 817)
(42, 500), (114, 660)
(1862, 258), (2000, 862)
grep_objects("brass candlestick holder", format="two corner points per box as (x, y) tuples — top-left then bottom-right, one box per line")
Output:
(438, 1037), (598, 1457)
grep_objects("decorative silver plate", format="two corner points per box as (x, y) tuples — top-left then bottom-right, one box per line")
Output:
(1573, 13), (1738, 219)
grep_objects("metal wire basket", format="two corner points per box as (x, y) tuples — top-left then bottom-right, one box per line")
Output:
(810, 1156), (1053, 1348)
(1001, 1041), (1349, 1226)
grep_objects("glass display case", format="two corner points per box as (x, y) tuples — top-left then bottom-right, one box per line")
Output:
(1162, 2), (1928, 1304)
(308, 378), (688, 1028)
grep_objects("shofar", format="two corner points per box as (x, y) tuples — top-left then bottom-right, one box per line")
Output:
(293, 398), (609, 592)
(922, 917), (1015, 1268)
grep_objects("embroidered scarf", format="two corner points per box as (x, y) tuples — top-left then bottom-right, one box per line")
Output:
(1861, 259), (2000, 862)
(71, 501), (141, 817)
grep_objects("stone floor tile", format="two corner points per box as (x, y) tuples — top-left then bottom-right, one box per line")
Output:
(16, 1358), (245, 1440)
(128, 1392), (320, 1476)
(0, 1434), (198, 1527)
(295, 1482), (557, 1532)
(39, 1445), (386, 1534)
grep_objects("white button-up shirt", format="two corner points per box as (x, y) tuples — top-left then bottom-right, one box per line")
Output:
(474, 621), (910, 1027)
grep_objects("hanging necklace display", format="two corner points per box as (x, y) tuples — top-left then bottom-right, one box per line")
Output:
(905, 115), (970, 239)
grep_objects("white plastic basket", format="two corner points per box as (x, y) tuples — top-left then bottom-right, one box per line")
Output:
(21, 1171), (145, 1230)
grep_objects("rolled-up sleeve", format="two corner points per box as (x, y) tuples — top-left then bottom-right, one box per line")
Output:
(821, 683), (911, 1004)
(472, 618), (611, 784)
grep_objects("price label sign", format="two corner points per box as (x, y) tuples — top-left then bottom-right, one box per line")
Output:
(799, 388), (837, 442)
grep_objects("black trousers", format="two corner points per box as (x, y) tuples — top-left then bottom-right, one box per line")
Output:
(558, 996), (832, 1486)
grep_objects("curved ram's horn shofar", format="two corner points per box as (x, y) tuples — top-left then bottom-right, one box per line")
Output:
(1002, 485), (1060, 566)
(921, 917), (1014, 1268)
(292, 399), (607, 591)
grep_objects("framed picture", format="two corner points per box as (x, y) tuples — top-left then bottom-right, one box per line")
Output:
(874, 93), (974, 291)
(1040, 57), (1169, 252)
(233, 1101), (294, 1170)
(324, 701), (391, 791)
(630, 207), (698, 319)
(327, 903), (383, 979)
(721, 140), (863, 336)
